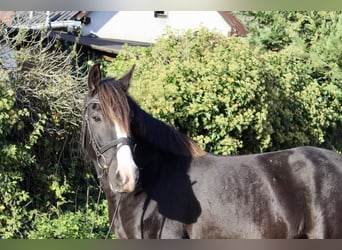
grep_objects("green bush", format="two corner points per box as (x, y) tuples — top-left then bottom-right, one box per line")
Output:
(0, 27), (108, 238)
(105, 27), (341, 154)
(0, 77), (35, 238)
(29, 193), (111, 239)
(242, 11), (342, 151)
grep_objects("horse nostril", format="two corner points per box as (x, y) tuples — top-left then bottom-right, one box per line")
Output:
(115, 171), (127, 185)
(115, 171), (123, 183)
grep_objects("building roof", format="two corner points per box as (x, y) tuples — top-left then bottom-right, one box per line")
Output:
(1, 11), (247, 56)
(49, 30), (152, 55)
(218, 11), (248, 36)
(0, 11), (87, 25)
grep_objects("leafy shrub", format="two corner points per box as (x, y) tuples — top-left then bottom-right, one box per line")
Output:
(0, 73), (35, 238)
(29, 189), (111, 239)
(242, 11), (342, 151)
(105, 27), (341, 154)
(0, 26), (107, 238)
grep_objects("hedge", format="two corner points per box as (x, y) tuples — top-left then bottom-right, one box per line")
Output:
(105, 27), (341, 155)
(0, 28), (110, 238)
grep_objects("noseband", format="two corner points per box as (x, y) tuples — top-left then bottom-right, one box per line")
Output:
(84, 100), (133, 178)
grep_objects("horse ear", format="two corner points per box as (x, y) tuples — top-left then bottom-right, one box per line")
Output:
(88, 64), (102, 95)
(117, 64), (135, 92)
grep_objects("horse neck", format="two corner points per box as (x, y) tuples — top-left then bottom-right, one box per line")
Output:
(128, 97), (205, 159)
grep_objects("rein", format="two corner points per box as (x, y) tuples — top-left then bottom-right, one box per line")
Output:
(105, 193), (122, 239)
(90, 187), (123, 239)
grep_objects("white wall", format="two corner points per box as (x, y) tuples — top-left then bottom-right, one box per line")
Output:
(82, 11), (231, 43)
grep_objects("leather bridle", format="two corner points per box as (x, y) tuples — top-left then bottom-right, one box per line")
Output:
(83, 100), (133, 178)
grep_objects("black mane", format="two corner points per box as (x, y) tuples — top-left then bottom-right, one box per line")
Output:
(128, 96), (205, 158)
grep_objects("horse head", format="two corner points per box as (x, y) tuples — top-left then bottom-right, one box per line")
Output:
(82, 64), (138, 193)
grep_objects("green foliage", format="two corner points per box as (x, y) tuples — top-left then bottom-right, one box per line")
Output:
(0, 81), (36, 238)
(241, 11), (342, 151)
(242, 11), (342, 85)
(29, 190), (111, 239)
(29, 206), (110, 239)
(106, 25), (341, 154)
(0, 26), (108, 238)
(0, 171), (33, 238)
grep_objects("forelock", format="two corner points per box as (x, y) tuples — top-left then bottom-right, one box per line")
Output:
(97, 79), (131, 134)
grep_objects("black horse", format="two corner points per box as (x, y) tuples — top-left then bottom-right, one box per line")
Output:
(81, 64), (342, 239)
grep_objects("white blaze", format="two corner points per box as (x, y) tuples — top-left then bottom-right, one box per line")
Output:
(114, 121), (137, 192)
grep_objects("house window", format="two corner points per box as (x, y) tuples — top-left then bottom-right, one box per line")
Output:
(154, 11), (168, 18)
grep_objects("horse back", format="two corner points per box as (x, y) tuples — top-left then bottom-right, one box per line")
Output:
(189, 146), (342, 238)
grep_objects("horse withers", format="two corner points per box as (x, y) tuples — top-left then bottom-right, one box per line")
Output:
(81, 64), (342, 239)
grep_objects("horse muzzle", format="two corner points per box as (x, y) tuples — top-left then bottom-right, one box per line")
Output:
(112, 165), (139, 193)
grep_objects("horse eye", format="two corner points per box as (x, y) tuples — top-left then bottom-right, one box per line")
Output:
(93, 116), (101, 122)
